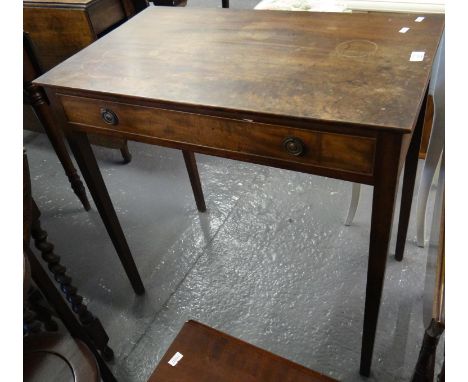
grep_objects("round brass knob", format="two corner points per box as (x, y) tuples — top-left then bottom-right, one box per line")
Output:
(282, 136), (305, 156)
(100, 108), (118, 125)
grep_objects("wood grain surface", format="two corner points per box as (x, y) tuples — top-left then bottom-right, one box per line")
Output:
(23, 7), (95, 70)
(35, 8), (444, 376)
(88, 0), (125, 36)
(148, 320), (337, 382)
(60, 93), (377, 176)
(35, 8), (444, 132)
(24, 0), (127, 71)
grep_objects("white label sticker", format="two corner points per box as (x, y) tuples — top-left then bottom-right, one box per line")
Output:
(168, 352), (183, 366)
(410, 51), (425, 62)
(415, 16), (425, 22)
(399, 27), (410, 33)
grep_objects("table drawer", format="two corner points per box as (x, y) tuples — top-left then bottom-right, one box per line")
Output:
(60, 95), (376, 175)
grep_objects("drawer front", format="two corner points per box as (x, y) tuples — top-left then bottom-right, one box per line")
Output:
(60, 95), (376, 175)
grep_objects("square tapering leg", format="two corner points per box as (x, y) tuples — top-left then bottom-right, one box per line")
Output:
(66, 131), (145, 295)
(360, 132), (402, 376)
(395, 91), (428, 261)
(182, 150), (207, 213)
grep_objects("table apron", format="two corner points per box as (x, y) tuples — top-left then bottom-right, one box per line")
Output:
(58, 93), (380, 185)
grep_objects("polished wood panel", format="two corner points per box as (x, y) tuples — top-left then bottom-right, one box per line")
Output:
(23, 6), (95, 71)
(35, 8), (444, 132)
(23, 0), (127, 71)
(88, 0), (125, 36)
(148, 320), (337, 382)
(59, 94), (377, 178)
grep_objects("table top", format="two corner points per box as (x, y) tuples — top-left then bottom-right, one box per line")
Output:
(148, 320), (337, 381)
(35, 8), (444, 133)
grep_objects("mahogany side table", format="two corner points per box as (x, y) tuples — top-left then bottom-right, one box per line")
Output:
(35, 8), (444, 376)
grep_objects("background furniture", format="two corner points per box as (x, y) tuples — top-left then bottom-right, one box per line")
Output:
(23, 0), (134, 162)
(24, 332), (101, 382)
(23, 0), (136, 71)
(24, 149), (116, 381)
(148, 320), (337, 381)
(416, 32), (444, 247)
(24, 253), (101, 382)
(412, 182), (444, 381)
(23, 258), (102, 382)
(35, 8), (444, 376)
(24, 32), (91, 211)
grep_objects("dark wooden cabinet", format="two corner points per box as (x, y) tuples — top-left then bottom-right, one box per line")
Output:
(23, 0), (134, 71)
(23, 0), (140, 181)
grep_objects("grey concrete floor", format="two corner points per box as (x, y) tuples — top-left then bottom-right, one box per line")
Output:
(24, 2), (443, 381)
(25, 127), (441, 382)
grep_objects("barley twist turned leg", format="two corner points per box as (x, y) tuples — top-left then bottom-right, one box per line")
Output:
(30, 200), (114, 361)
(24, 32), (91, 211)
